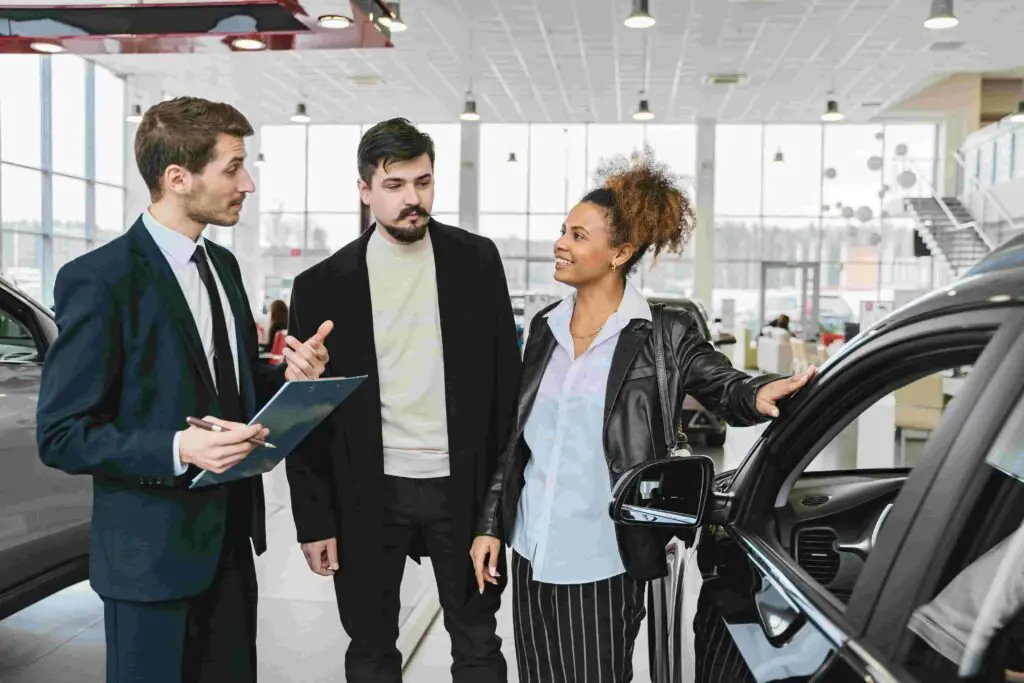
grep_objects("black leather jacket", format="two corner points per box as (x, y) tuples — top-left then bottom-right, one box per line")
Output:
(476, 303), (780, 582)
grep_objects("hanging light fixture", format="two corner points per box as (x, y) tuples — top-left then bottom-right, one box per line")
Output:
(126, 104), (143, 124)
(773, 147), (784, 163)
(290, 103), (311, 124)
(924, 0), (959, 29)
(507, 152), (518, 163)
(460, 93), (480, 121)
(821, 99), (844, 122)
(254, 153), (266, 167)
(379, 2), (406, 32)
(1010, 102), (1024, 124)
(633, 99), (654, 121)
(624, 0), (656, 29)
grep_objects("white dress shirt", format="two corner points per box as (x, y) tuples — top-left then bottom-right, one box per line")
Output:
(141, 212), (240, 476)
(511, 282), (653, 584)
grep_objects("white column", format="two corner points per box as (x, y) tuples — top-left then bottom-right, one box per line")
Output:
(693, 119), (716, 306)
(459, 120), (480, 233)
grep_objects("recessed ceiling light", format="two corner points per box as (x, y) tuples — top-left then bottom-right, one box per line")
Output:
(318, 15), (352, 29)
(231, 37), (265, 51)
(29, 41), (64, 54)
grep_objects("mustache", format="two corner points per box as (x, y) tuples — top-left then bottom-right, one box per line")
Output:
(398, 206), (429, 220)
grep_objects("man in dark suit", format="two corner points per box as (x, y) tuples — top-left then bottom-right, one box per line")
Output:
(35, 97), (332, 683)
(285, 118), (522, 682)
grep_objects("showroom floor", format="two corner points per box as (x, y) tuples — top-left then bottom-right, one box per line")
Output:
(0, 418), (921, 682)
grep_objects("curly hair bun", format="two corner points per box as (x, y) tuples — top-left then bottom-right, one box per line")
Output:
(596, 145), (696, 259)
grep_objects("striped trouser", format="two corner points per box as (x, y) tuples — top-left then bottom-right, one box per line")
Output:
(511, 550), (646, 683)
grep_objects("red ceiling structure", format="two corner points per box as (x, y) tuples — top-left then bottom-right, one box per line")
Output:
(0, 0), (395, 55)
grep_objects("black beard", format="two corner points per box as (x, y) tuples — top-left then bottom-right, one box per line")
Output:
(380, 220), (428, 244)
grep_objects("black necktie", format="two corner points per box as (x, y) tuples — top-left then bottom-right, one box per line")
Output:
(191, 245), (242, 423)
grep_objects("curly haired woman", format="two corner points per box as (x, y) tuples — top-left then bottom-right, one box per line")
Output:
(470, 150), (815, 683)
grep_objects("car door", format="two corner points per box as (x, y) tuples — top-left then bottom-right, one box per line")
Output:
(688, 305), (1024, 682)
(0, 285), (91, 616)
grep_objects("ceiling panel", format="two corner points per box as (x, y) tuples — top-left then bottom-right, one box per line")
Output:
(86, 0), (1024, 125)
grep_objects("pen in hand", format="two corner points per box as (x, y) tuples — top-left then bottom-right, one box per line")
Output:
(185, 417), (276, 449)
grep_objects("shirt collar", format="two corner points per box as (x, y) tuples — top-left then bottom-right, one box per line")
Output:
(141, 210), (205, 268)
(545, 282), (653, 352)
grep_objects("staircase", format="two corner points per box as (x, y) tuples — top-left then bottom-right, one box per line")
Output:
(907, 197), (991, 275)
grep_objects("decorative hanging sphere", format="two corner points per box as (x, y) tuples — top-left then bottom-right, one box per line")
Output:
(856, 206), (874, 222)
(867, 156), (883, 171)
(842, 206), (855, 219)
(897, 169), (917, 189)
(895, 143), (908, 156)
(824, 167), (838, 179)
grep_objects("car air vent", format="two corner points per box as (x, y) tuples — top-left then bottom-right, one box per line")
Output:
(800, 495), (831, 508)
(796, 529), (840, 585)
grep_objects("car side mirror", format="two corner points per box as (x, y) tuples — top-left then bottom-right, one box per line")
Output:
(609, 456), (715, 529)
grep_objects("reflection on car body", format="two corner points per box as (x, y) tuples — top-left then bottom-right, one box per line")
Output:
(612, 234), (1024, 682)
(0, 276), (91, 620)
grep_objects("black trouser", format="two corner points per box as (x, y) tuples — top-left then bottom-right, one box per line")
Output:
(103, 484), (258, 683)
(512, 550), (646, 683)
(338, 476), (506, 683)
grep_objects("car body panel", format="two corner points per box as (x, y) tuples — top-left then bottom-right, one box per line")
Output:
(0, 276), (91, 619)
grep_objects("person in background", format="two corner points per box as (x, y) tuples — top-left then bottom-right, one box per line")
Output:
(471, 150), (815, 683)
(35, 96), (332, 683)
(286, 118), (521, 683)
(261, 298), (288, 352)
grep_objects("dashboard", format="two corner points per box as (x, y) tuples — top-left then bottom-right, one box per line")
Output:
(776, 472), (907, 601)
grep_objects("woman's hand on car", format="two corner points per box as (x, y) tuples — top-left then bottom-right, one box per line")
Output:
(755, 366), (817, 418)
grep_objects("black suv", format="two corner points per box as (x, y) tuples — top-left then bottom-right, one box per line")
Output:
(0, 276), (91, 619)
(613, 236), (1024, 682)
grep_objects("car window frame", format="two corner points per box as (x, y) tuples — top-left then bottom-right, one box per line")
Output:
(0, 286), (48, 364)
(722, 307), (1019, 634)
(856, 308), (1024, 666)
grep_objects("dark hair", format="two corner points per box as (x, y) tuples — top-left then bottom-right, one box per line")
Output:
(268, 299), (288, 329)
(134, 96), (254, 201)
(583, 147), (696, 276)
(357, 118), (435, 185)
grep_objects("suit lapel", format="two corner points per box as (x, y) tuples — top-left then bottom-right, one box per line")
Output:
(128, 221), (218, 400)
(206, 244), (256, 418)
(604, 320), (651, 430)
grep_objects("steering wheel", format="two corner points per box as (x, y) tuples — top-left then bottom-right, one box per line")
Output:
(834, 502), (895, 561)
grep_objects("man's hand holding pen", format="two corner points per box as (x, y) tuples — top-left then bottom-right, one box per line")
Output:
(179, 416), (270, 474)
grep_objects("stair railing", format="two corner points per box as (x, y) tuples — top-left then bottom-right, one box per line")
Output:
(897, 155), (995, 251)
(953, 150), (1021, 248)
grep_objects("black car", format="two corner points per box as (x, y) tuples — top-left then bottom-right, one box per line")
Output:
(613, 235), (1024, 682)
(0, 276), (91, 619)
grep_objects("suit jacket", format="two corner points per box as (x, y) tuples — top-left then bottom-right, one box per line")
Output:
(35, 218), (285, 603)
(285, 220), (521, 607)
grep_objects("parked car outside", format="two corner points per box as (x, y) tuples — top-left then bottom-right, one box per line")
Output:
(613, 235), (1024, 682)
(0, 276), (91, 620)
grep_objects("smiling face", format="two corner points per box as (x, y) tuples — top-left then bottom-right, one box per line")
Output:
(553, 200), (636, 288)
(359, 153), (435, 244)
(178, 134), (254, 227)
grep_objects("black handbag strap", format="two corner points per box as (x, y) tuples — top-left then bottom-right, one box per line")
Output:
(652, 305), (678, 451)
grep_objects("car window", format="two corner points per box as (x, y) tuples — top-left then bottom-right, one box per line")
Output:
(805, 364), (974, 473)
(901, 392), (1024, 681)
(0, 308), (37, 361)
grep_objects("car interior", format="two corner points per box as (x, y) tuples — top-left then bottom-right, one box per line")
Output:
(764, 345), (988, 607)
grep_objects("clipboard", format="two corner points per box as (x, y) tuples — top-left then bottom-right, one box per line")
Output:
(189, 375), (366, 488)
